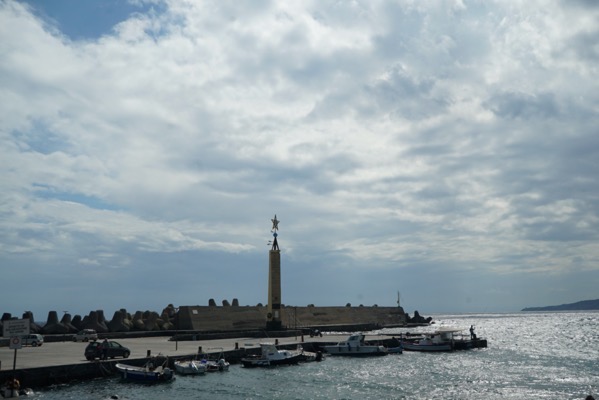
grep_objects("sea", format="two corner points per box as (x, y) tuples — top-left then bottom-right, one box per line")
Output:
(32, 312), (598, 400)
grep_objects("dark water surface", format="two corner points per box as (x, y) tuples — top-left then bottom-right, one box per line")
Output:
(33, 312), (598, 399)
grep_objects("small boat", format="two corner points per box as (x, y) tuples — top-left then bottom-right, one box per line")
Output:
(401, 337), (452, 352)
(401, 328), (470, 352)
(297, 346), (325, 362)
(116, 356), (175, 382)
(322, 333), (388, 356)
(202, 358), (230, 372)
(198, 350), (230, 372)
(241, 343), (305, 368)
(174, 359), (207, 375)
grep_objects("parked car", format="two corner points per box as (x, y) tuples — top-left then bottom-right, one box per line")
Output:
(85, 340), (130, 360)
(73, 329), (98, 342)
(22, 334), (44, 347)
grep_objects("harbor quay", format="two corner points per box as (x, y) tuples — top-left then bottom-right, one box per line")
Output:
(0, 332), (394, 388)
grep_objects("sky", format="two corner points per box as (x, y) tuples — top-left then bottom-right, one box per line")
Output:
(1, 0), (598, 321)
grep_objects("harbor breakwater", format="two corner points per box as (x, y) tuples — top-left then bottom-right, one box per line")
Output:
(1, 303), (418, 337)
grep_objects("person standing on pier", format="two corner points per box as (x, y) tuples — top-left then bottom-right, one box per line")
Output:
(469, 325), (477, 340)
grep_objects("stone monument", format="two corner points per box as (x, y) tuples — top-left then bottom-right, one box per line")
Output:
(266, 214), (282, 330)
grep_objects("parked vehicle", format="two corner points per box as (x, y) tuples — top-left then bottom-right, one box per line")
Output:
(85, 340), (130, 360)
(73, 329), (98, 342)
(22, 334), (44, 347)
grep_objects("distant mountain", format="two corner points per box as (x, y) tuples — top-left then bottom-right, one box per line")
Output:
(522, 299), (599, 311)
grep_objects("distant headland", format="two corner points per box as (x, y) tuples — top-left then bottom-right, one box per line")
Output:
(521, 299), (599, 312)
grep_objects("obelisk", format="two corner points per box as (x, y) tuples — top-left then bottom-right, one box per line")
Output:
(266, 214), (282, 330)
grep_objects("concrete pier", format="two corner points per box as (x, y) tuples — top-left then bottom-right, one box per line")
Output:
(0, 332), (392, 388)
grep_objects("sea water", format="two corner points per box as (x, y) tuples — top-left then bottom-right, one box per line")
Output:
(34, 312), (599, 399)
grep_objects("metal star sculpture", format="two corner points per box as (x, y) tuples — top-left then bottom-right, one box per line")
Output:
(271, 215), (279, 232)
(270, 215), (280, 250)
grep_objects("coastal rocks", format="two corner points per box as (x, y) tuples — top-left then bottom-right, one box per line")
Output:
(23, 311), (43, 333)
(406, 310), (433, 325)
(0, 313), (11, 335)
(41, 311), (71, 334)
(132, 311), (146, 330)
(143, 311), (161, 331)
(81, 310), (109, 333)
(162, 304), (176, 320)
(1, 305), (179, 336)
(59, 313), (78, 333)
(160, 305), (176, 330)
(107, 310), (131, 332)
(71, 315), (83, 330)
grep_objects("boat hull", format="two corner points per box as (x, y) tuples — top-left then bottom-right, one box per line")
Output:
(401, 342), (452, 352)
(174, 360), (206, 375)
(115, 364), (175, 382)
(241, 354), (303, 368)
(323, 345), (388, 356)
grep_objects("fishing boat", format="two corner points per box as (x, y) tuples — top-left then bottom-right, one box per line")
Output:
(298, 346), (325, 362)
(322, 333), (388, 356)
(173, 359), (207, 375)
(202, 358), (230, 372)
(241, 343), (305, 368)
(115, 356), (175, 382)
(401, 328), (486, 352)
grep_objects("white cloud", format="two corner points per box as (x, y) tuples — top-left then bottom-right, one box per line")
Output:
(1, 0), (598, 316)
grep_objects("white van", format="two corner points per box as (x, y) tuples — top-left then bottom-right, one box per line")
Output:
(73, 329), (98, 342)
(22, 334), (44, 347)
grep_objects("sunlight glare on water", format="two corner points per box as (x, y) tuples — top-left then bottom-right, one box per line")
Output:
(36, 312), (599, 400)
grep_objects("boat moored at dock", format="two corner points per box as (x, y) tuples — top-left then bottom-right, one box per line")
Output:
(401, 327), (487, 352)
(241, 343), (304, 368)
(322, 333), (388, 356)
(115, 355), (175, 382)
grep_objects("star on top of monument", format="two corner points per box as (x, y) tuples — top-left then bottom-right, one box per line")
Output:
(271, 215), (279, 232)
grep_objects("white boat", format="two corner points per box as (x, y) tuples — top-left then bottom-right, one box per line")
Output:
(241, 343), (305, 368)
(322, 333), (388, 356)
(401, 328), (464, 352)
(203, 358), (230, 372)
(115, 358), (175, 382)
(174, 359), (207, 375)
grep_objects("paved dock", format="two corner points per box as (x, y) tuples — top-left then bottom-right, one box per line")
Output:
(0, 333), (390, 370)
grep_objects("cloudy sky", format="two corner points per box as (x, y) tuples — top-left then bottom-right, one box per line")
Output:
(1, 0), (598, 321)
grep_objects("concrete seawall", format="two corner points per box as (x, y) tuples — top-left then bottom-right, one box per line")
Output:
(1, 305), (408, 337)
(0, 333), (400, 389)
(177, 305), (407, 331)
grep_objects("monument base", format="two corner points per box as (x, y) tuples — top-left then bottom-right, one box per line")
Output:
(265, 320), (283, 331)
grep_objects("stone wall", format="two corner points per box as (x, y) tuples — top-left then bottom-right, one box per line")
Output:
(1, 304), (408, 336)
(177, 305), (406, 331)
